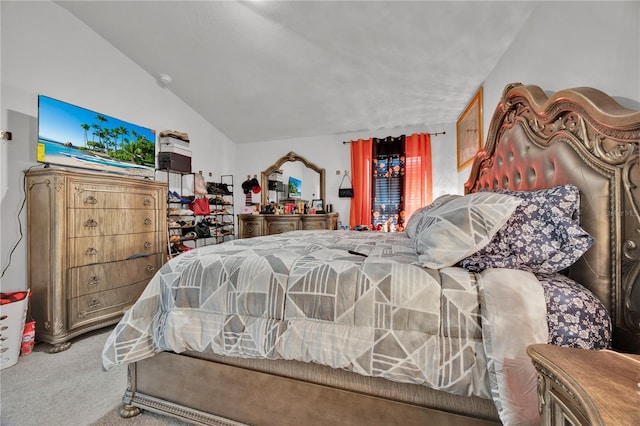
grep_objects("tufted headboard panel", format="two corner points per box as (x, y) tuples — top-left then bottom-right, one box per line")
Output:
(465, 83), (640, 353)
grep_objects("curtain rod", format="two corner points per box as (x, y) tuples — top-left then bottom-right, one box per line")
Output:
(342, 131), (445, 144)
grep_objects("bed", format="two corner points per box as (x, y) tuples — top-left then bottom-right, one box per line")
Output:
(102, 83), (640, 426)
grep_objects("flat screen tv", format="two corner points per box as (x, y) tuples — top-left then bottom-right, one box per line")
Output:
(288, 176), (302, 198)
(37, 95), (156, 178)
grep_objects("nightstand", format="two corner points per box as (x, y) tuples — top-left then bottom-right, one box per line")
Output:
(527, 344), (640, 425)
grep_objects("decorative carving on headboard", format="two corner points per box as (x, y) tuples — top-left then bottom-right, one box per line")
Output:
(622, 157), (640, 334)
(466, 83), (640, 353)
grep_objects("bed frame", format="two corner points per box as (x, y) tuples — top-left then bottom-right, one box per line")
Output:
(119, 83), (639, 425)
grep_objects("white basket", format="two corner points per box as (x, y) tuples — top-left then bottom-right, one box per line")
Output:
(0, 296), (29, 370)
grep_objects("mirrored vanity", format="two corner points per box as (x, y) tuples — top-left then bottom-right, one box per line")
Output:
(237, 152), (339, 239)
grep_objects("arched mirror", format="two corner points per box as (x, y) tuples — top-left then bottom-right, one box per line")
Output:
(261, 152), (325, 207)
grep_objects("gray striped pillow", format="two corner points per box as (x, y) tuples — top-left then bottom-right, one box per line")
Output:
(415, 192), (522, 269)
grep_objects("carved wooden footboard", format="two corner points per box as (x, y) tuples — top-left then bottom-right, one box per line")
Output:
(122, 352), (500, 426)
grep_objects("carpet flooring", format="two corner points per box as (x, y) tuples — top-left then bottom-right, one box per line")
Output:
(0, 326), (188, 425)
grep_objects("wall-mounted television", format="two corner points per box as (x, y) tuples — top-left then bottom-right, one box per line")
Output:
(288, 176), (302, 198)
(37, 95), (156, 178)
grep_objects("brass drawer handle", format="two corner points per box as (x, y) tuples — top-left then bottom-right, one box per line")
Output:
(84, 218), (98, 228)
(144, 218), (152, 226)
(85, 247), (98, 256)
(88, 275), (101, 286)
(84, 195), (98, 205)
(146, 264), (155, 273)
(144, 241), (152, 249)
(143, 198), (152, 207)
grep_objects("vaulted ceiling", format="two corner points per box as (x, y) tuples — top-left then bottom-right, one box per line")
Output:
(57, 1), (537, 143)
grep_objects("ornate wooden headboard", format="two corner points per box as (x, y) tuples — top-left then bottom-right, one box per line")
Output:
(466, 83), (640, 353)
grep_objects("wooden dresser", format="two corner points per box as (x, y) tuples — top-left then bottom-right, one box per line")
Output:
(237, 213), (339, 239)
(527, 344), (640, 425)
(26, 168), (167, 352)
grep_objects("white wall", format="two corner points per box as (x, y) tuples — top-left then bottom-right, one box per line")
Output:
(235, 122), (457, 227)
(0, 1), (236, 291)
(460, 1), (640, 186)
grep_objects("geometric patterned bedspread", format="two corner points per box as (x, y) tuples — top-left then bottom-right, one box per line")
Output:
(102, 230), (548, 425)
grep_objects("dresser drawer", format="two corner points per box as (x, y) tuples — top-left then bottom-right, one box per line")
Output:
(68, 254), (163, 298)
(301, 216), (327, 230)
(69, 181), (160, 210)
(67, 281), (148, 330)
(266, 218), (299, 235)
(69, 208), (160, 238)
(69, 231), (162, 267)
(238, 216), (264, 238)
(238, 214), (338, 239)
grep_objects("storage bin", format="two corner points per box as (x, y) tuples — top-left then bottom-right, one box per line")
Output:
(0, 291), (30, 370)
(159, 135), (190, 146)
(157, 152), (192, 173)
(159, 142), (192, 157)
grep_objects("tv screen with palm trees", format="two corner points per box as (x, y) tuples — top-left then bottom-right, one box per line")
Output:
(37, 95), (156, 177)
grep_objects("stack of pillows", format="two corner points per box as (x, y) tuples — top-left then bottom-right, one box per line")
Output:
(405, 184), (594, 273)
(405, 185), (610, 349)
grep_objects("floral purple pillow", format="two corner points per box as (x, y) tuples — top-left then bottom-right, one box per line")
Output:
(461, 185), (594, 274)
(537, 273), (611, 349)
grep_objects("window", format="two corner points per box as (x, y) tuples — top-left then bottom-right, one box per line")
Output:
(372, 136), (405, 231)
(349, 133), (432, 231)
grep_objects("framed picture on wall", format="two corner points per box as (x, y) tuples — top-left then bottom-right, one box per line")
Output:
(456, 86), (483, 170)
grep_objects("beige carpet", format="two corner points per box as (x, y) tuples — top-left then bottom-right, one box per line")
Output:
(0, 326), (189, 425)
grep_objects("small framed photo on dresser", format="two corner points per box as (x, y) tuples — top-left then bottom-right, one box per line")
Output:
(311, 199), (324, 212)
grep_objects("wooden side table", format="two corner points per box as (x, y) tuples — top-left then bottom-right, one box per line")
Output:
(527, 344), (640, 425)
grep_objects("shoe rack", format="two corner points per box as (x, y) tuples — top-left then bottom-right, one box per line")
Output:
(159, 170), (235, 258)
(160, 170), (197, 257)
(205, 174), (235, 244)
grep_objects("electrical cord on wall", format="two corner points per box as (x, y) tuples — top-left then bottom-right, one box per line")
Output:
(0, 165), (42, 279)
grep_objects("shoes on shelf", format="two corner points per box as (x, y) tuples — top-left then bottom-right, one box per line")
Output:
(177, 219), (195, 227)
(208, 195), (231, 205)
(168, 208), (194, 216)
(201, 217), (221, 227)
(206, 182), (233, 196)
(168, 220), (181, 228)
(173, 242), (192, 252)
(168, 190), (195, 204)
(211, 208), (230, 215)
(168, 191), (182, 203)
(170, 191), (193, 203)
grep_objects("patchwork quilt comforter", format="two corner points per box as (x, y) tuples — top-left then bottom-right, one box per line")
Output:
(102, 230), (549, 425)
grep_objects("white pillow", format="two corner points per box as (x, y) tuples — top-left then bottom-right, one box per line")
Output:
(415, 192), (522, 269)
